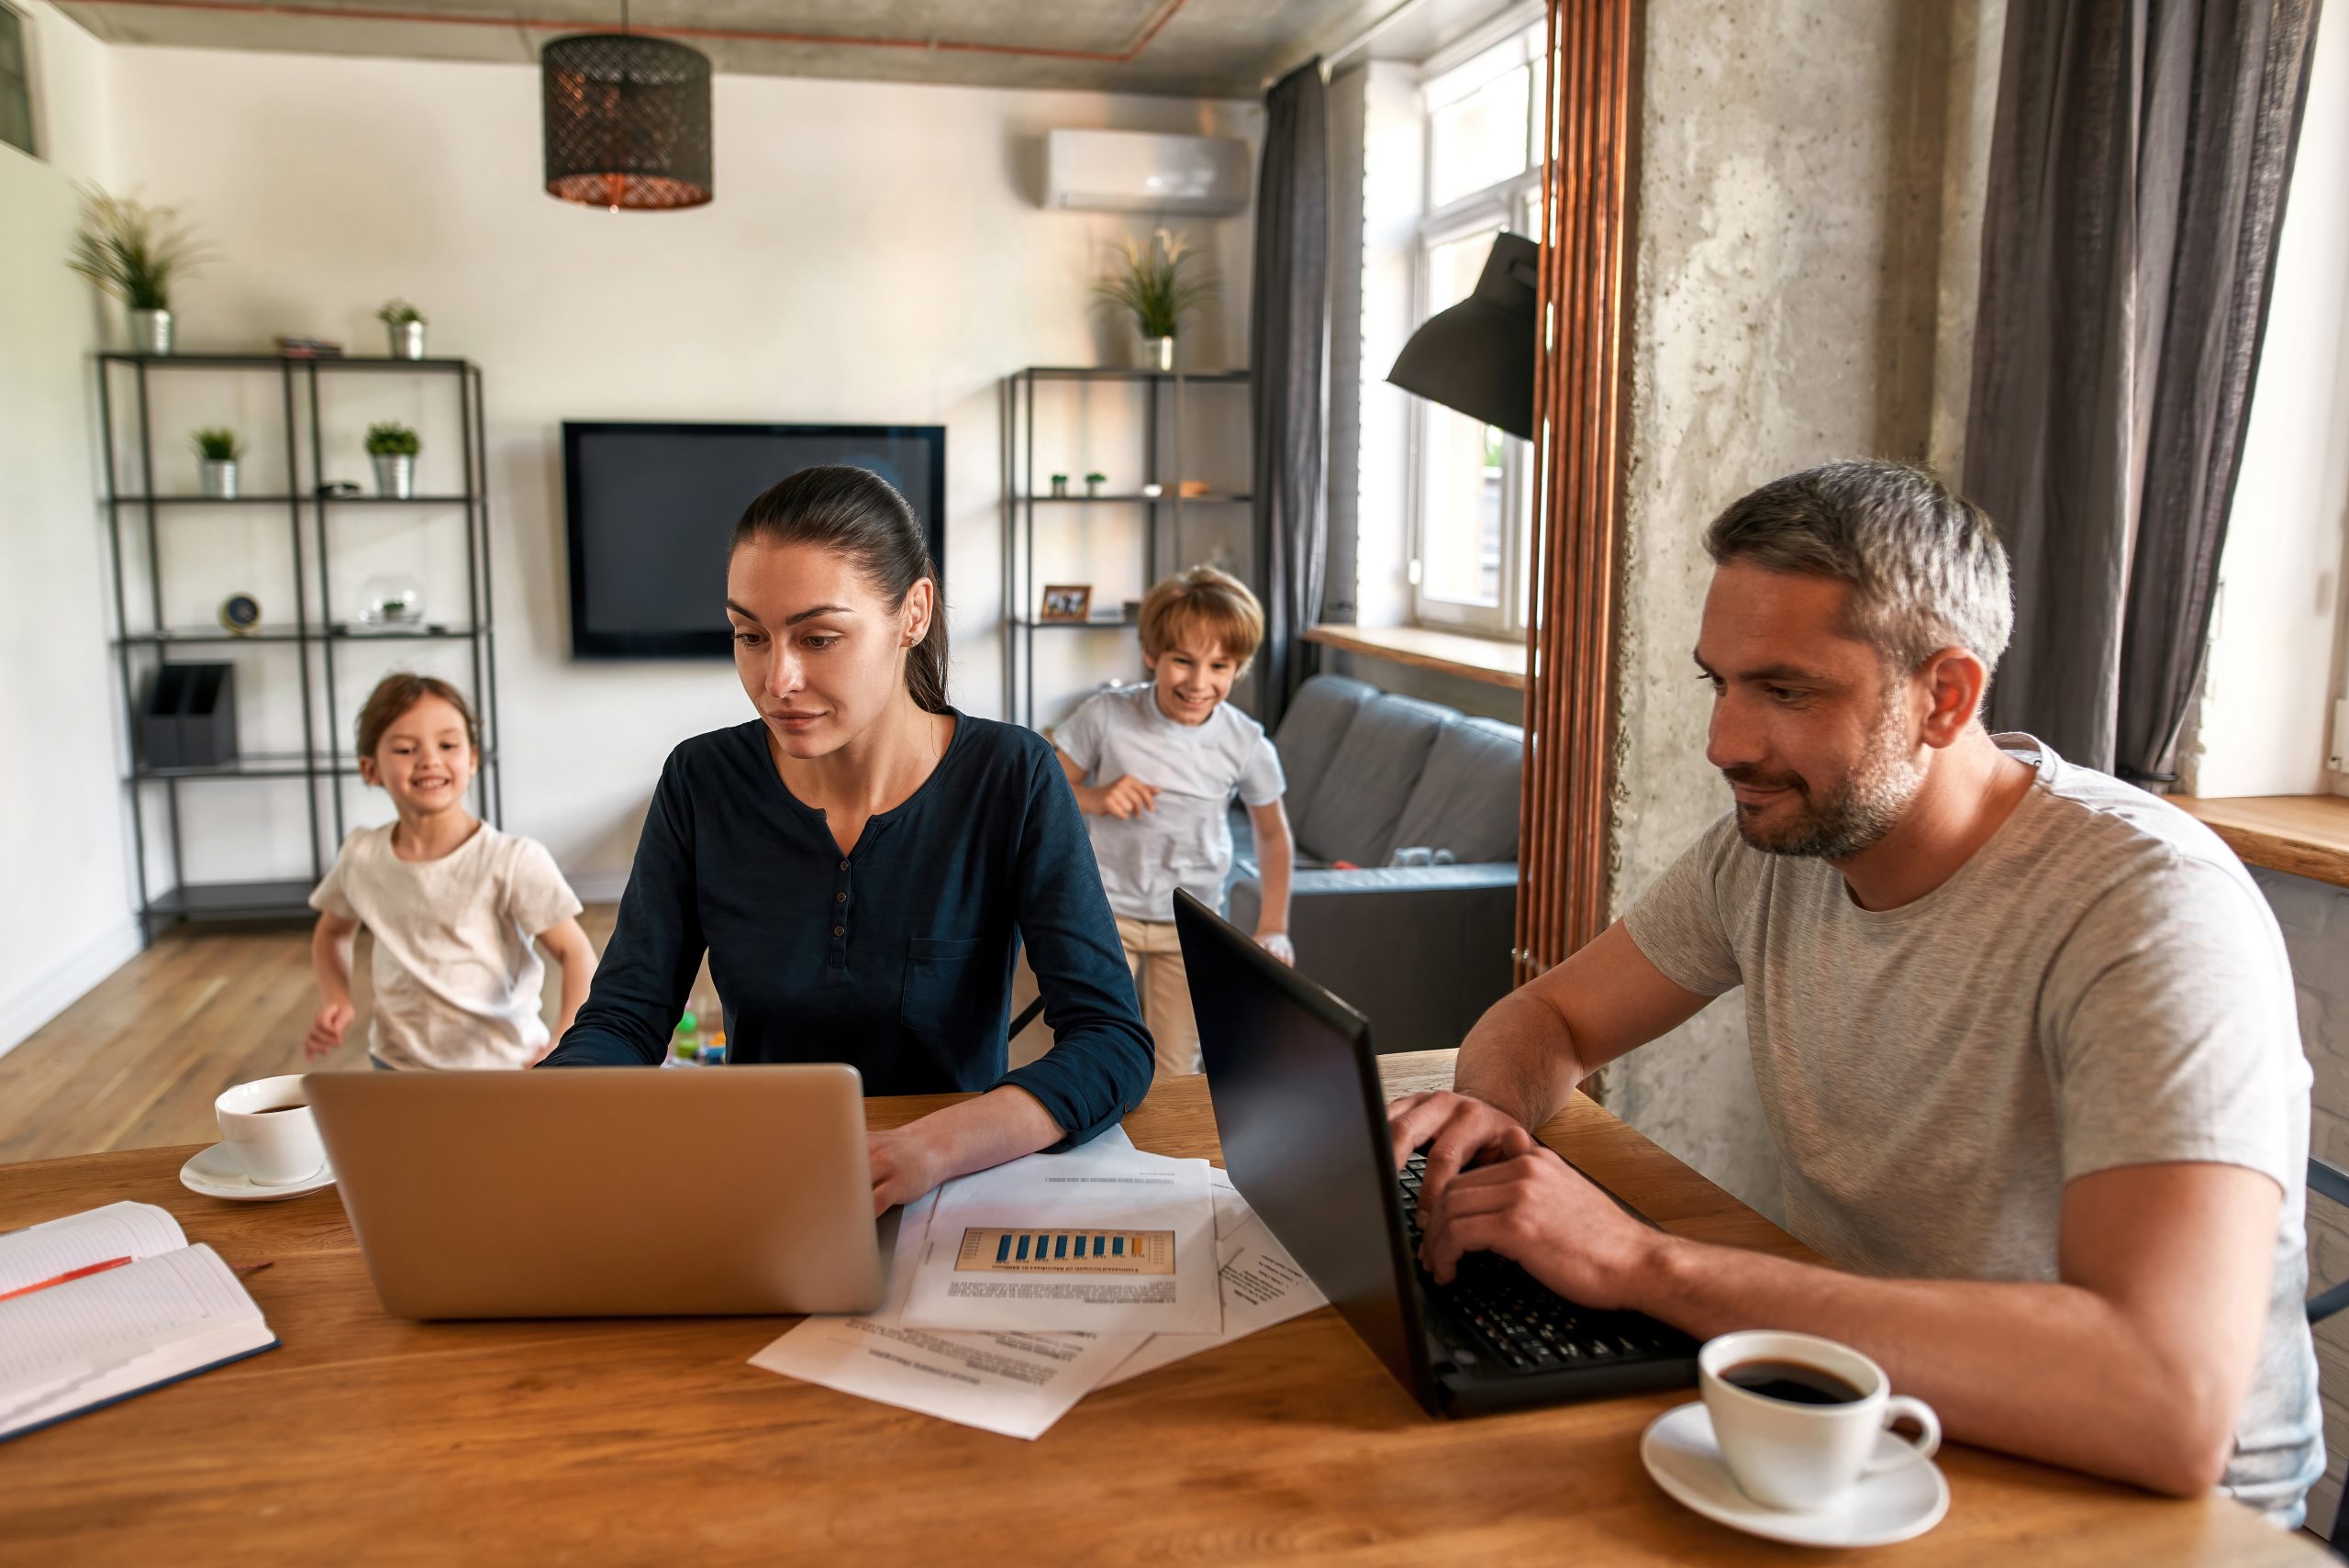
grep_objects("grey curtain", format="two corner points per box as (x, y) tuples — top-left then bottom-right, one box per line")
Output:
(1251, 61), (1330, 727)
(1966, 0), (2319, 783)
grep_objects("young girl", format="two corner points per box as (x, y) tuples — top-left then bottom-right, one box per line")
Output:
(306, 673), (596, 1069)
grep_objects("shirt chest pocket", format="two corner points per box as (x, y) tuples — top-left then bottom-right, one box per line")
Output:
(899, 936), (985, 1037)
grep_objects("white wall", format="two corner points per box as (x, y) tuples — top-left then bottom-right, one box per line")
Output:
(89, 43), (1258, 895)
(2194, 0), (2349, 800)
(0, 2), (139, 1053)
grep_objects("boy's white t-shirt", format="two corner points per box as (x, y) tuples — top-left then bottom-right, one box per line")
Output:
(1054, 684), (1286, 924)
(309, 821), (583, 1070)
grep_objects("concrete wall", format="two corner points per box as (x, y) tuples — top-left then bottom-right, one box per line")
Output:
(62, 43), (1257, 900)
(1598, 0), (1962, 1217)
(0, 2), (138, 1054)
(2266, 866), (2349, 1535)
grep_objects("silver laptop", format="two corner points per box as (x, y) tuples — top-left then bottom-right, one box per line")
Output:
(306, 1065), (885, 1319)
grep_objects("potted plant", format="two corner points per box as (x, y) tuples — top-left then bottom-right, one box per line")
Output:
(1050, 473), (1069, 498)
(67, 186), (209, 356)
(1085, 472), (1108, 498)
(377, 299), (427, 361)
(192, 428), (244, 499)
(365, 422), (420, 499)
(1094, 228), (1217, 373)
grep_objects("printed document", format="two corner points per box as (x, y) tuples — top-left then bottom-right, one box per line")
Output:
(749, 1188), (1141, 1440)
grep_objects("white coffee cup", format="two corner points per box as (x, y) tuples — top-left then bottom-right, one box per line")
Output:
(216, 1074), (326, 1186)
(1698, 1329), (1941, 1512)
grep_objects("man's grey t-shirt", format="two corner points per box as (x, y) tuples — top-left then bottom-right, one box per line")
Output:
(1622, 735), (2320, 1523)
(1055, 684), (1285, 924)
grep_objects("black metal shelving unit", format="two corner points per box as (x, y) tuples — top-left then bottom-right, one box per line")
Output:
(97, 352), (500, 940)
(998, 365), (1252, 729)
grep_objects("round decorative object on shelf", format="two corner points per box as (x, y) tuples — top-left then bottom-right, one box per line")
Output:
(217, 593), (262, 636)
(359, 574), (426, 631)
(541, 31), (713, 211)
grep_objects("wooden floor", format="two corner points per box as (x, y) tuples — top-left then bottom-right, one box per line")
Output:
(0, 904), (1052, 1163)
(0, 906), (618, 1163)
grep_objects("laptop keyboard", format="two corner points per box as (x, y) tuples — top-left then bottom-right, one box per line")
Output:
(1397, 1152), (1692, 1375)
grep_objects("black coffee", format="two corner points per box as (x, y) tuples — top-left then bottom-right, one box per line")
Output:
(254, 1104), (306, 1114)
(1720, 1359), (1865, 1406)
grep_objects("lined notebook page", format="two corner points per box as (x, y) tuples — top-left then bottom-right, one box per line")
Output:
(0, 1246), (257, 1406)
(0, 1202), (186, 1296)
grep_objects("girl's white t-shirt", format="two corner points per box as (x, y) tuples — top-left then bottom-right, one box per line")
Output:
(308, 822), (583, 1070)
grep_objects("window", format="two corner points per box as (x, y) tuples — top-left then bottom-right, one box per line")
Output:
(0, 5), (32, 160)
(1409, 21), (1545, 637)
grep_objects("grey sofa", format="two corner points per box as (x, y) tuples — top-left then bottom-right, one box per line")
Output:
(1229, 674), (1523, 1054)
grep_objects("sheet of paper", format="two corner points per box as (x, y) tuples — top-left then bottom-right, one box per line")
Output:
(1096, 1215), (1327, 1389)
(901, 1147), (1220, 1335)
(1209, 1166), (1246, 1240)
(750, 1189), (1141, 1440)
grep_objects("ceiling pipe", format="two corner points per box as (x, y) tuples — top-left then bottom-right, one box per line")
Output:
(60, 0), (1194, 65)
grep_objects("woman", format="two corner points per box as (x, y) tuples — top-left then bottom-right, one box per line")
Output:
(544, 466), (1154, 1212)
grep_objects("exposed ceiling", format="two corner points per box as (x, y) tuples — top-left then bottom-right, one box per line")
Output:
(50, 0), (1531, 98)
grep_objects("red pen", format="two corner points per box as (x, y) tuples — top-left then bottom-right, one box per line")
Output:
(0, 1256), (134, 1304)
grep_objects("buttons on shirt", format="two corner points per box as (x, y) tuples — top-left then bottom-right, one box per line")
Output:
(835, 891), (846, 903)
(833, 925), (844, 937)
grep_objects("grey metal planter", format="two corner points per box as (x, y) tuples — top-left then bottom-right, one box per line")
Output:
(1144, 334), (1174, 373)
(130, 308), (173, 356)
(371, 453), (416, 498)
(387, 320), (426, 360)
(200, 460), (239, 500)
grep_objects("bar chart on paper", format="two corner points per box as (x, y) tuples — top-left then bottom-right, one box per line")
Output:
(952, 1229), (1176, 1276)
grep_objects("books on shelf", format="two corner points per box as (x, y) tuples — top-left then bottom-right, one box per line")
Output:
(0, 1202), (278, 1442)
(274, 335), (343, 358)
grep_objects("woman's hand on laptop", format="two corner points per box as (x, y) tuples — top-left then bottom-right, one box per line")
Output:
(867, 1124), (944, 1217)
(1386, 1091), (1541, 1217)
(1416, 1149), (1656, 1310)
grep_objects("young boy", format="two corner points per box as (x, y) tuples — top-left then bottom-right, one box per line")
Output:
(306, 673), (596, 1069)
(1054, 566), (1295, 1079)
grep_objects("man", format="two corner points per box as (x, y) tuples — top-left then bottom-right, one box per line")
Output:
(1389, 461), (2321, 1523)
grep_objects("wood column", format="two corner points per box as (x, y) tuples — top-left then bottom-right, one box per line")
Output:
(1516, 0), (1642, 984)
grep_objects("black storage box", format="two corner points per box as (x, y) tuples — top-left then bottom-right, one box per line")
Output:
(140, 662), (239, 769)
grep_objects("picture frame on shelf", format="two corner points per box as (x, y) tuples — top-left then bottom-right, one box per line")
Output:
(1040, 584), (1092, 623)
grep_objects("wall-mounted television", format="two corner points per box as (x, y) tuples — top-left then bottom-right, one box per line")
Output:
(562, 421), (946, 659)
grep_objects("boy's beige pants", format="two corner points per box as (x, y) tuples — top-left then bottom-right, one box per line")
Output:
(1116, 916), (1200, 1080)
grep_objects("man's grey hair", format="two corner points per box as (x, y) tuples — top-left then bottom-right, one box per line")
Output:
(1703, 460), (2013, 675)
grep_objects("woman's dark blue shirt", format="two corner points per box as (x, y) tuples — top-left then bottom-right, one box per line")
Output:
(542, 712), (1154, 1146)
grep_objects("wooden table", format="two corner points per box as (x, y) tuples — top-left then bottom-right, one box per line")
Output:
(0, 1051), (2320, 1565)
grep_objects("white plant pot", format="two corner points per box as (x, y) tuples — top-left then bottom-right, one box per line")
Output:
(130, 308), (173, 356)
(371, 453), (416, 499)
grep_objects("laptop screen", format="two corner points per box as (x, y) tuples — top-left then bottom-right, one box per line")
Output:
(1172, 891), (1436, 1410)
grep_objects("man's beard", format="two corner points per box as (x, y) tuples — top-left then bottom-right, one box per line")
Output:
(1724, 692), (1923, 860)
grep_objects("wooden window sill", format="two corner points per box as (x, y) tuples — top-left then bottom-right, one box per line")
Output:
(1303, 624), (1527, 691)
(2171, 795), (2349, 890)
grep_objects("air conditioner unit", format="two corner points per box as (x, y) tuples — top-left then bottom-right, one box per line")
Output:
(1043, 129), (1252, 217)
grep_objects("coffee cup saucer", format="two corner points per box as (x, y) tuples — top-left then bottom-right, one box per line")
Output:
(179, 1141), (338, 1202)
(1641, 1401), (1949, 1548)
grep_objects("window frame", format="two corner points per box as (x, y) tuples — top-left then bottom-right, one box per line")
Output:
(1406, 20), (1546, 640)
(0, 2), (36, 161)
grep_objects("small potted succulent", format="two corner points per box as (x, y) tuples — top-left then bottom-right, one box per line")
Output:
(193, 428), (244, 499)
(1085, 472), (1108, 498)
(1050, 473), (1069, 498)
(377, 299), (427, 361)
(365, 422), (420, 498)
(67, 185), (209, 356)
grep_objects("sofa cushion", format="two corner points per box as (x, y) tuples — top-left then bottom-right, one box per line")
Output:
(1271, 674), (1376, 829)
(1388, 717), (1524, 865)
(1298, 691), (1454, 866)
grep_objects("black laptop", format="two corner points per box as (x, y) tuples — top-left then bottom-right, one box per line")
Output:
(1173, 889), (1698, 1416)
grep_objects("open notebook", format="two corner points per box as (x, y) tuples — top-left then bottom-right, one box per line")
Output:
(0, 1201), (278, 1442)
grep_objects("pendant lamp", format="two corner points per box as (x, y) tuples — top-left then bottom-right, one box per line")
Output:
(1386, 231), (1539, 439)
(541, 4), (713, 211)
